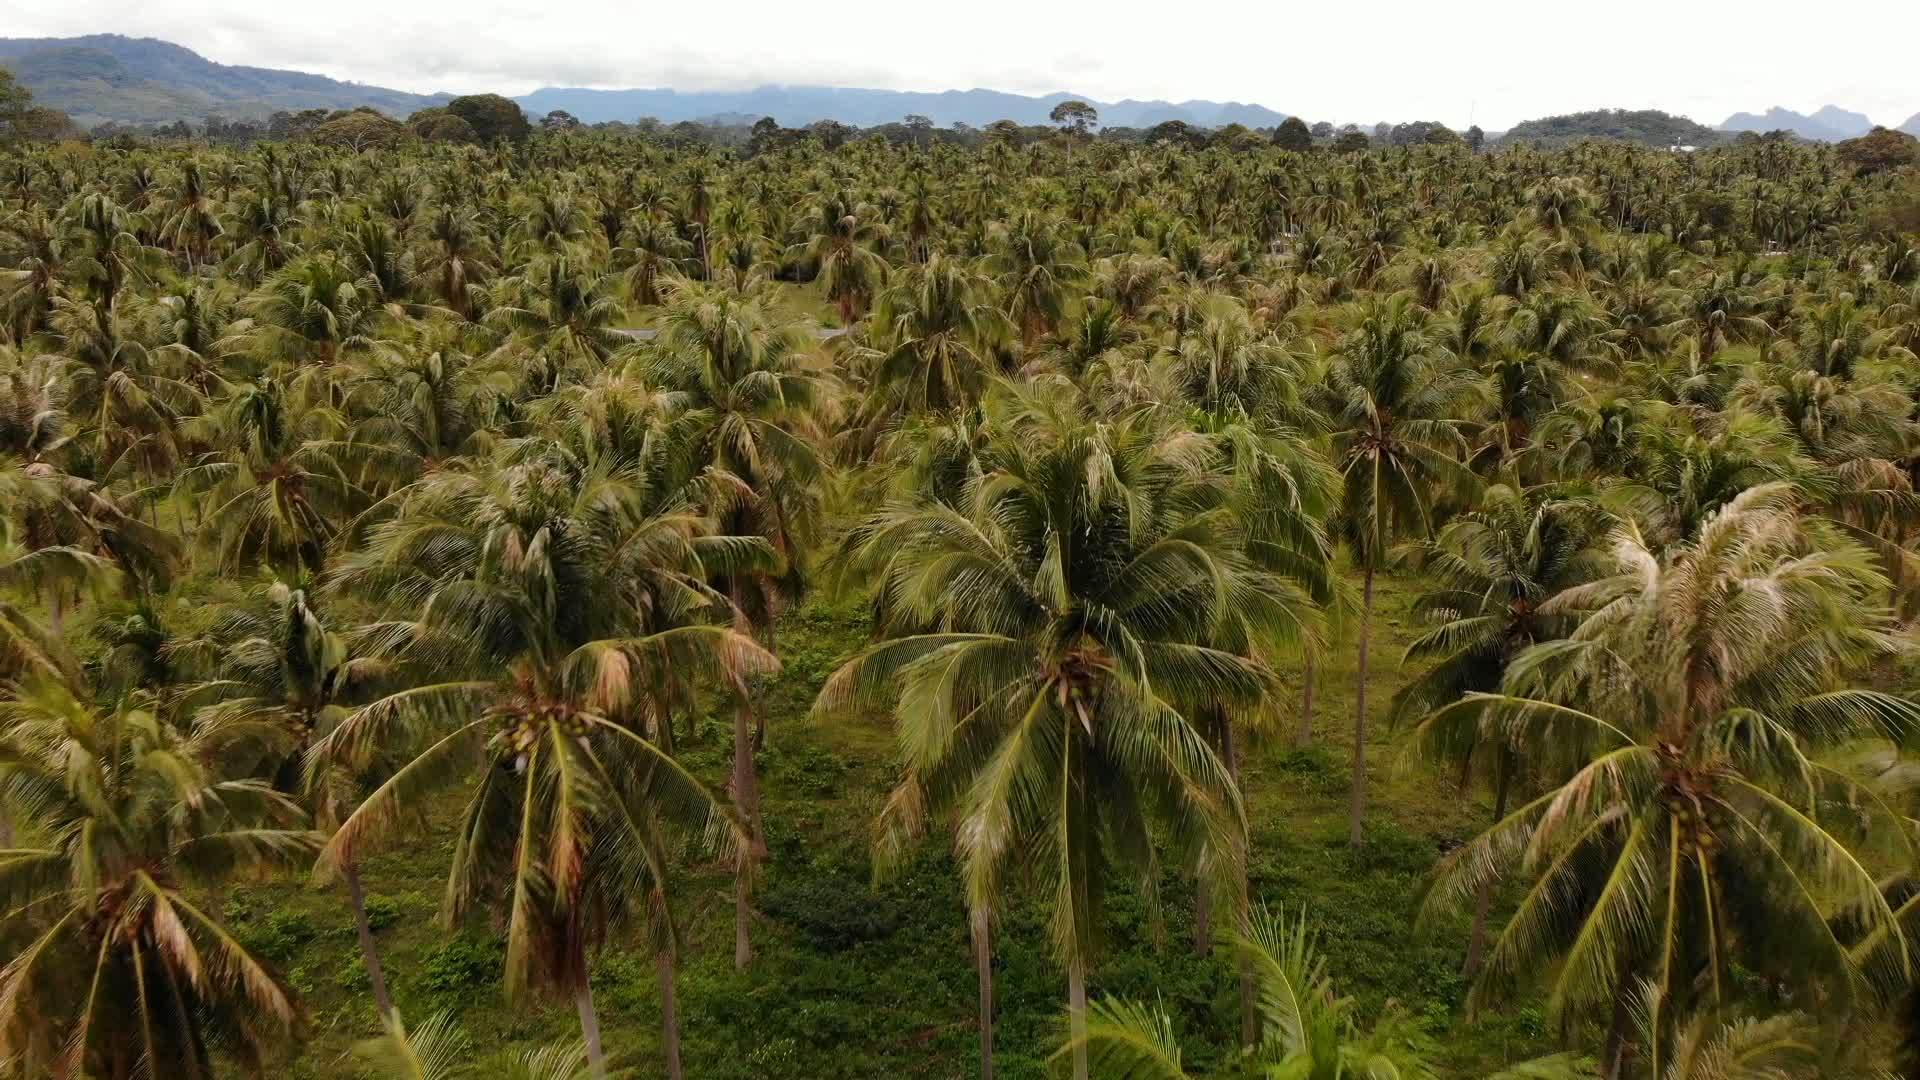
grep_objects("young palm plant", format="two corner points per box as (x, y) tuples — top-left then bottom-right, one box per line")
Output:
(1060, 905), (1590, 1080)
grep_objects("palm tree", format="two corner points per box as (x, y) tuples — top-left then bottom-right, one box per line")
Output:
(485, 256), (630, 389)
(1322, 293), (1475, 846)
(177, 581), (403, 1019)
(1421, 484), (1920, 1079)
(793, 186), (890, 325)
(640, 282), (826, 879)
(989, 209), (1084, 346)
(817, 388), (1264, 1080)
(857, 253), (1010, 414)
(179, 377), (375, 578)
(319, 441), (770, 1078)
(1395, 485), (1610, 976)
(0, 675), (317, 1078)
(243, 254), (391, 407)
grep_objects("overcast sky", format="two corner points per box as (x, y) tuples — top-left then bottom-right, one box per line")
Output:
(15, 0), (1920, 130)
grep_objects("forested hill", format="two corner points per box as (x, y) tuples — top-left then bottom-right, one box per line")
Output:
(1500, 108), (1722, 147)
(514, 84), (1290, 128)
(0, 34), (1293, 131)
(0, 34), (447, 127)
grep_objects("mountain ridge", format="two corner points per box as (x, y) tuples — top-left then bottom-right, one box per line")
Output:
(0, 34), (447, 126)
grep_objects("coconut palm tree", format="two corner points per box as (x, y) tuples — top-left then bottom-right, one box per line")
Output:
(857, 252), (1010, 414)
(639, 281), (826, 879)
(990, 209), (1084, 347)
(817, 386), (1266, 1080)
(175, 581), (404, 1019)
(793, 186), (890, 325)
(0, 674), (318, 1079)
(1421, 484), (1920, 1079)
(318, 440), (770, 1078)
(1322, 293), (1476, 846)
(1395, 484), (1611, 976)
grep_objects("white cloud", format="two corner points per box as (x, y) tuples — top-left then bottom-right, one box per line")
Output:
(14, 0), (1920, 130)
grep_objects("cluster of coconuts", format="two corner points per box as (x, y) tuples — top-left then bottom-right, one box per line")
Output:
(1665, 791), (1721, 856)
(495, 704), (593, 773)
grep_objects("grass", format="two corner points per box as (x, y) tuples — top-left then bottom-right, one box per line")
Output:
(228, 569), (1555, 1078)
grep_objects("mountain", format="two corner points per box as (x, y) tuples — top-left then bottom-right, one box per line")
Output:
(0, 34), (445, 127)
(1501, 108), (1721, 148)
(1809, 105), (1873, 139)
(1903, 112), (1920, 138)
(1718, 105), (1876, 142)
(515, 85), (1286, 129)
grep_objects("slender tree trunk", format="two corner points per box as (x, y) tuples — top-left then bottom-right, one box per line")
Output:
(972, 907), (995, 1080)
(1221, 721), (1256, 1048)
(575, 981), (607, 1080)
(1349, 566), (1375, 849)
(1067, 957), (1090, 1080)
(734, 685), (766, 858)
(343, 860), (394, 1020)
(656, 947), (684, 1080)
(0, 805), (11, 847)
(1462, 755), (1513, 981)
(1295, 652), (1317, 748)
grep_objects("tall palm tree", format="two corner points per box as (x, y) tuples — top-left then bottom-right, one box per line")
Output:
(0, 675), (317, 1078)
(818, 387), (1265, 1080)
(1322, 293), (1475, 846)
(793, 186), (890, 325)
(989, 209), (1084, 347)
(857, 253), (1010, 414)
(177, 581), (403, 1019)
(318, 441), (769, 1079)
(1421, 484), (1920, 1079)
(1395, 484), (1610, 976)
(640, 281), (826, 886)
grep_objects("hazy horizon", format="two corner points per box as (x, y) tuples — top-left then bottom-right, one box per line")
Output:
(12, 1), (1920, 130)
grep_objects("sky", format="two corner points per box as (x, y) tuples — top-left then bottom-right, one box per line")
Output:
(13, 0), (1920, 130)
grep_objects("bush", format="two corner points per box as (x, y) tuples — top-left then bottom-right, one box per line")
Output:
(241, 909), (320, 965)
(420, 934), (505, 1003)
(362, 892), (403, 932)
(759, 870), (902, 950)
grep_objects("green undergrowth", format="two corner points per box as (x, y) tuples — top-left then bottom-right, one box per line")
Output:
(230, 571), (1553, 1078)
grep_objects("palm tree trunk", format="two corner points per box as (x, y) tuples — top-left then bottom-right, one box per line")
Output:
(656, 946), (684, 1080)
(734, 683), (766, 858)
(343, 860), (394, 1020)
(1067, 957), (1090, 1080)
(1295, 651), (1316, 747)
(1220, 721), (1255, 1049)
(1349, 565), (1375, 849)
(972, 906), (995, 1080)
(1463, 755), (1513, 981)
(575, 981), (607, 1080)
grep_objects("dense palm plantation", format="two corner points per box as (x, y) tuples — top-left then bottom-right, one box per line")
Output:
(1, 122), (1919, 1079)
